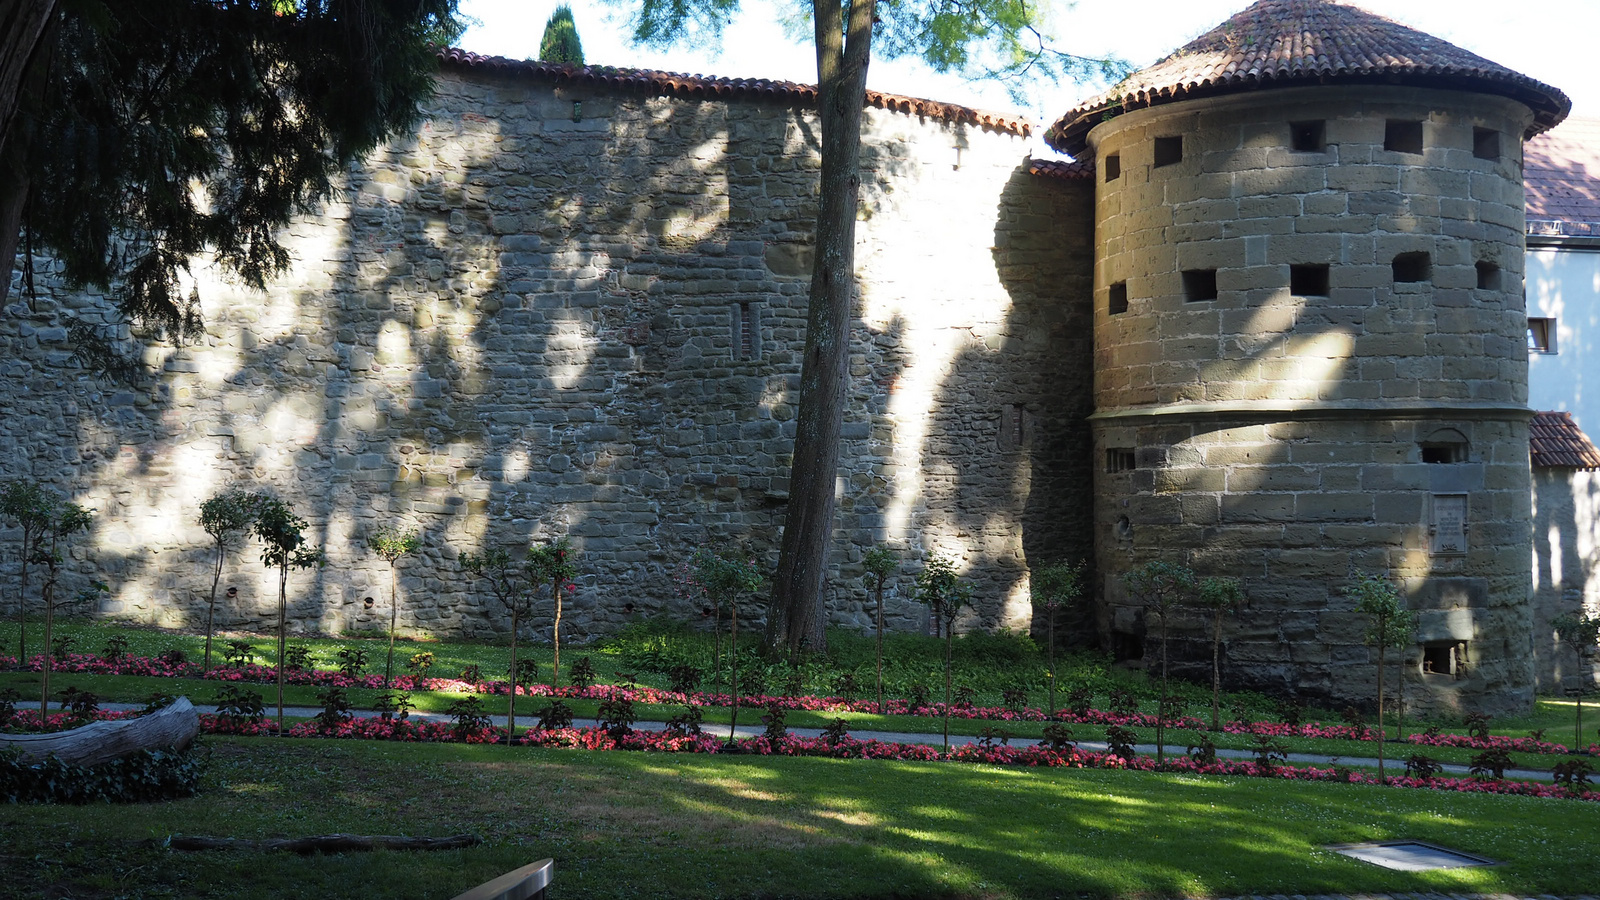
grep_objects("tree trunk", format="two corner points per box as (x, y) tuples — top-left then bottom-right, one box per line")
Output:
(1157, 611), (1168, 762)
(385, 562), (398, 686)
(507, 607), (519, 739)
(1211, 613), (1223, 731)
(1047, 611), (1057, 716)
(169, 833), (479, 854)
(204, 542), (224, 672)
(552, 577), (562, 687)
(0, 696), (198, 767)
(729, 602), (740, 741)
(38, 554), (56, 718)
(276, 562), (287, 733)
(1376, 641), (1387, 783)
(942, 622), (953, 753)
(874, 581), (884, 712)
(0, 0), (57, 309)
(766, 0), (877, 657)
(15, 530), (32, 664)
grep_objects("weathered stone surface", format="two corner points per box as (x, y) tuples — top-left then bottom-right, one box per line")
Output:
(0, 70), (1095, 645)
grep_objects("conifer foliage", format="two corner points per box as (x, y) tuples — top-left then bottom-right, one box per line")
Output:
(538, 5), (585, 65)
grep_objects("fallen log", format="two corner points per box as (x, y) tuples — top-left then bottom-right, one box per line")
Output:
(169, 834), (483, 854)
(0, 696), (199, 767)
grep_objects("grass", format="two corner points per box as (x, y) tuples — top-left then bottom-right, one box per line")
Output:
(7, 735), (1600, 899)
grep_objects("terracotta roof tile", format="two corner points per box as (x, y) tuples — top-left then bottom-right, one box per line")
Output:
(437, 49), (1033, 138)
(1046, 0), (1569, 154)
(1027, 158), (1094, 180)
(1530, 411), (1600, 469)
(1525, 116), (1600, 231)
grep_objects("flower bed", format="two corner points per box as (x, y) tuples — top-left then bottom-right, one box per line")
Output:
(4, 652), (1586, 757)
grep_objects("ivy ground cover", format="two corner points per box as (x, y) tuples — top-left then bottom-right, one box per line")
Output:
(8, 736), (1600, 900)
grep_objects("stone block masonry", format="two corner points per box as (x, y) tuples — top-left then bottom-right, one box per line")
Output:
(0, 67), (1096, 645)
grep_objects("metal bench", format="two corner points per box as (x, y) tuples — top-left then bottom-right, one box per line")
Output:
(448, 859), (554, 900)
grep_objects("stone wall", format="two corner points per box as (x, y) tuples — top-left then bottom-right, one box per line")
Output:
(0, 65), (1096, 644)
(1085, 86), (1537, 715)
(1532, 467), (1600, 692)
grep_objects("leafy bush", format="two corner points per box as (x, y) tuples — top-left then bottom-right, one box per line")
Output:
(334, 646), (370, 677)
(667, 664), (703, 694)
(446, 696), (491, 740)
(374, 690), (412, 721)
(1187, 734), (1218, 765)
(1469, 747), (1513, 780)
(314, 687), (353, 729)
(1001, 685), (1029, 712)
(1040, 723), (1075, 752)
(568, 656), (597, 689)
(512, 657), (540, 688)
(459, 664), (483, 684)
(1405, 754), (1444, 780)
(407, 652), (434, 677)
(223, 640), (256, 668)
(535, 700), (575, 730)
(213, 686), (266, 727)
(100, 634), (129, 663)
(282, 646), (316, 672)
(0, 688), (19, 724)
(157, 648), (187, 667)
(977, 726), (1012, 748)
(60, 686), (99, 720)
(1553, 758), (1593, 792)
(821, 717), (851, 744)
(665, 705), (703, 738)
(597, 696), (636, 739)
(1464, 713), (1492, 740)
(0, 746), (201, 804)
(1250, 735), (1287, 773)
(761, 702), (788, 741)
(50, 635), (75, 661)
(1104, 725), (1137, 760)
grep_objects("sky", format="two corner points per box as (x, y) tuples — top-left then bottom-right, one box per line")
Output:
(455, 0), (1598, 158)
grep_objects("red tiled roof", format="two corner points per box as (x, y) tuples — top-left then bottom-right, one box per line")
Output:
(437, 49), (1033, 138)
(1027, 158), (1094, 180)
(1046, 0), (1569, 155)
(1526, 116), (1600, 233)
(1531, 411), (1600, 469)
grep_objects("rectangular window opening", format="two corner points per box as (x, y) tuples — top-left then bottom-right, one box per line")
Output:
(1528, 317), (1556, 354)
(735, 301), (758, 360)
(1420, 443), (1467, 464)
(1392, 251), (1432, 283)
(1182, 268), (1218, 303)
(1108, 281), (1129, 316)
(1473, 127), (1501, 161)
(1476, 261), (1501, 291)
(1105, 447), (1136, 473)
(1111, 630), (1144, 663)
(1290, 120), (1326, 152)
(1290, 263), (1330, 297)
(1385, 119), (1424, 154)
(1422, 642), (1464, 677)
(1153, 135), (1183, 168)
(1105, 153), (1121, 182)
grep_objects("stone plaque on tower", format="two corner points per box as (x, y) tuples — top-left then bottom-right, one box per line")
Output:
(1431, 494), (1468, 555)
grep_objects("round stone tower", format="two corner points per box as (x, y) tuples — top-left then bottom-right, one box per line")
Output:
(1047, 0), (1570, 715)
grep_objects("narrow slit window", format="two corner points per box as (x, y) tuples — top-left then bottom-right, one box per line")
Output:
(1105, 153), (1121, 182)
(1106, 447), (1136, 473)
(1290, 120), (1326, 152)
(1183, 269), (1218, 302)
(1153, 135), (1183, 168)
(1476, 261), (1502, 291)
(1290, 264), (1330, 296)
(1108, 281), (1129, 316)
(1392, 251), (1432, 283)
(1473, 128), (1501, 161)
(1528, 317), (1557, 354)
(1385, 120), (1424, 154)
(735, 301), (758, 360)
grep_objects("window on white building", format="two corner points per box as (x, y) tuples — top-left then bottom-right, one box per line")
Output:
(1528, 317), (1557, 354)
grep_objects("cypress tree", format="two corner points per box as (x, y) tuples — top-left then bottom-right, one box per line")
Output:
(539, 6), (585, 65)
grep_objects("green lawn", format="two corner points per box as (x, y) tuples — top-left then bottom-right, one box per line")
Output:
(7, 735), (1600, 899)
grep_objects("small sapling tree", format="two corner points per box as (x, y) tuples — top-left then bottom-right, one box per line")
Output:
(1191, 576), (1246, 732)
(367, 526), (421, 686)
(692, 547), (763, 741)
(916, 551), (972, 753)
(253, 497), (324, 733)
(198, 490), (261, 672)
(1124, 560), (1198, 762)
(862, 545), (898, 713)
(1351, 573), (1416, 783)
(35, 500), (92, 717)
(1552, 611), (1600, 748)
(527, 537), (578, 686)
(1, 480), (59, 664)
(461, 545), (535, 739)
(1029, 560), (1084, 717)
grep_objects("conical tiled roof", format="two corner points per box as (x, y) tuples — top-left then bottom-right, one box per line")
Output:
(1047, 0), (1569, 155)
